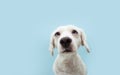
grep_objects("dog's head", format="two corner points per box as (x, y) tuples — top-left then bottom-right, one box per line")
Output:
(49, 25), (90, 56)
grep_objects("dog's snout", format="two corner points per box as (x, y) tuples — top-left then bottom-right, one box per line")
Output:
(60, 37), (72, 48)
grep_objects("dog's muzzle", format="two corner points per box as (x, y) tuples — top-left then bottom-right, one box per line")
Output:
(60, 37), (72, 52)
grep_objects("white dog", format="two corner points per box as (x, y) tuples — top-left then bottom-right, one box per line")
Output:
(49, 25), (90, 75)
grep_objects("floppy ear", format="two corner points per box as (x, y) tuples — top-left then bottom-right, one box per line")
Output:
(80, 30), (90, 53)
(49, 34), (55, 56)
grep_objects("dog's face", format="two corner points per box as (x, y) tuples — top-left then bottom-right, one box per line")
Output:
(49, 25), (90, 55)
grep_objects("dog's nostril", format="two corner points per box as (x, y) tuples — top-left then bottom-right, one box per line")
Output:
(60, 37), (72, 48)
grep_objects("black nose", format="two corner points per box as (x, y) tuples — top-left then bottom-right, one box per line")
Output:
(60, 37), (72, 48)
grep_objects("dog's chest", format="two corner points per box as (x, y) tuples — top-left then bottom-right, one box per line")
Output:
(54, 54), (86, 75)
(56, 57), (80, 73)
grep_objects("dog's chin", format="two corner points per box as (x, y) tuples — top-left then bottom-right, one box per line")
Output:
(63, 50), (72, 53)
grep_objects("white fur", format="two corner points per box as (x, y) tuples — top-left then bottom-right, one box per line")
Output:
(49, 25), (90, 75)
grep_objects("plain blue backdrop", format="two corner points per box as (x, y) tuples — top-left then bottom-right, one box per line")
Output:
(0, 0), (120, 75)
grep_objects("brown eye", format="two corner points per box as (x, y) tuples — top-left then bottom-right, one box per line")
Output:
(72, 30), (78, 34)
(55, 32), (60, 36)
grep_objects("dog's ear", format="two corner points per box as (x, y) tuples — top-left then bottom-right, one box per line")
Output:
(49, 33), (55, 56)
(80, 29), (90, 53)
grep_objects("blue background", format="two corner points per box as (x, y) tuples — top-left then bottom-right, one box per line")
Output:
(0, 0), (120, 75)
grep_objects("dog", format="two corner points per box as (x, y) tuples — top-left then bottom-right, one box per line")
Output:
(49, 25), (90, 75)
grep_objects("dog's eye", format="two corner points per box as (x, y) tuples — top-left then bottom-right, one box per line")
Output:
(55, 32), (60, 36)
(72, 30), (78, 34)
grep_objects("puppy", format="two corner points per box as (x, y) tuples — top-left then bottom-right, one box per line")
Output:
(49, 25), (90, 75)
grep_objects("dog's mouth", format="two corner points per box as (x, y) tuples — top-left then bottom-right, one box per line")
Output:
(62, 47), (72, 53)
